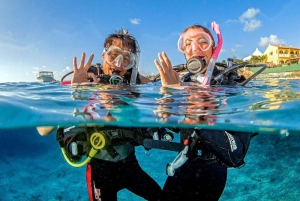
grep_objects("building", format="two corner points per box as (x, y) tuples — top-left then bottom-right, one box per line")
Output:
(243, 48), (263, 61)
(263, 44), (300, 65)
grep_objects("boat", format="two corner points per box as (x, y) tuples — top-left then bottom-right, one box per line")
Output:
(37, 71), (56, 82)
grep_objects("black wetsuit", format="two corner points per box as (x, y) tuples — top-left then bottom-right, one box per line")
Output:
(86, 151), (161, 201)
(161, 129), (253, 201)
(161, 66), (254, 201)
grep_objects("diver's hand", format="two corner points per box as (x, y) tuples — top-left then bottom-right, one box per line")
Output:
(72, 52), (96, 85)
(154, 52), (180, 86)
(36, 126), (55, 136)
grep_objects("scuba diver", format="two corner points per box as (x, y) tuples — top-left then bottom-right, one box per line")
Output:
(153, 21), (261, 201)
(38, 29), (162, 201)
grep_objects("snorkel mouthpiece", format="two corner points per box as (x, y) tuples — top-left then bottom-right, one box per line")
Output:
(186, 57), (206, 74)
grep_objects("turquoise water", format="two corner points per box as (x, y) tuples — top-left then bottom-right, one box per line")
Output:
(0, 79), (300, 200)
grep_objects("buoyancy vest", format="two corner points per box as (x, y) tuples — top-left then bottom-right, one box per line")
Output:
(180, 128), (258, 167)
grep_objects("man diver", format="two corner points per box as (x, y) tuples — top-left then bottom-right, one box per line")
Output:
(38, 29), (161, 201)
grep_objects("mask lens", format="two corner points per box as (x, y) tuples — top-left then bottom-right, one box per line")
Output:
(178, 32), (212, 54)
(104, 46), (136, 69)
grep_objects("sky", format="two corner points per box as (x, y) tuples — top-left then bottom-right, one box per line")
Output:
(0, 0), (299, 82)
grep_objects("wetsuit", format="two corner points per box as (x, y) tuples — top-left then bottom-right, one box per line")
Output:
(161, 129), (253, 201)
(87, 148), (161, 201)
(82, 70), (161, 201)
(161, 66), (254, 201)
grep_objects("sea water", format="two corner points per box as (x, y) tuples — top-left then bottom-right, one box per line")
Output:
(0, 79), (300, 200)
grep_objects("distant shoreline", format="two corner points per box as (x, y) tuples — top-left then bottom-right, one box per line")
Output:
(247, 64), (300, 79)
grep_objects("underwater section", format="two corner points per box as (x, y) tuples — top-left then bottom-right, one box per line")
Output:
(0, 128), (299, 200)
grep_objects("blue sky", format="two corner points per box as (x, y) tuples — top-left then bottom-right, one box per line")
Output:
(1, 0), (299, 82)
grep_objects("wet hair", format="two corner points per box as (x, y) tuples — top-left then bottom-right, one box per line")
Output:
(182, 24), (216, 48)
(104, 28), (140, 54)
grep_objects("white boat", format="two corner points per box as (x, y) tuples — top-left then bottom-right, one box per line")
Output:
(37, 71), (56, 82)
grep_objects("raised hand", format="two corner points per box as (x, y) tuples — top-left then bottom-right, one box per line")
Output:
(154, 51), (180, 86)
(72, 52), (95, 84)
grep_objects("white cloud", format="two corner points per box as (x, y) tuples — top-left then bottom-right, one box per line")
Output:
(231, 48), (237, 53)
(240, 8), (260, 21)
(239, 8), (261, 32)
(259, 35), (286, 46)
(220, 49), (226, 53)
(226, 19), (239, 23)
(243, 19), (261, 32)
(235, 44), (243, 48)
(66, 66), (71, 71)
(130, 18), (141, 25)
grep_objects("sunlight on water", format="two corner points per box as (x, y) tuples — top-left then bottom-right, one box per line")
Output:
(1, 79), (300, 133)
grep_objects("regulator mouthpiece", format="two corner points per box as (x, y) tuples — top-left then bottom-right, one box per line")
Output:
(186, 57), (206, 74)
(109, 74), (123, 85)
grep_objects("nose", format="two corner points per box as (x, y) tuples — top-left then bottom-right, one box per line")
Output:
(191, 41), (201, 53)
(113, 55), (123, 67)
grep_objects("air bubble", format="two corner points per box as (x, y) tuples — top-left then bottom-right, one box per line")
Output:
(280, 129), (289, 136)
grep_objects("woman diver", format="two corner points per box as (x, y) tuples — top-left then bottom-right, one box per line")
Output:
(154, 22), (257, 201)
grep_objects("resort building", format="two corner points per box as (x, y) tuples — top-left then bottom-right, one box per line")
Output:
(263, 44), (300, 65)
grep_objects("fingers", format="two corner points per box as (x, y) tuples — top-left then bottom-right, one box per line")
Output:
(80, 52), (86, 69)
(155, 51), (172, 73)
(154, 58), (165, 73)
(73, 52), (94, 72)
(155, 51), (181, 86)
(85, 54), (94, 69)
(161, 52), (172, 72)
(73, 56), (77, 72)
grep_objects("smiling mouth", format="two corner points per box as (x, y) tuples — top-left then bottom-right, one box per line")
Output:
(191, 54), (205, 59)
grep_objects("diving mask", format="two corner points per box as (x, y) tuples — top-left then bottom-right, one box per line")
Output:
(103, 45), (137, 70)
(178, 31), (213, 54)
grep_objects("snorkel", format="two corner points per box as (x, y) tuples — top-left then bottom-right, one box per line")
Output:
(129, 50), (139, 85)
(202, 21), (223, 86)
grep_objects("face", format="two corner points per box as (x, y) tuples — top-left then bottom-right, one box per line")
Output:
(179, 27), (213, 69)
(102, 38), (133, 76)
